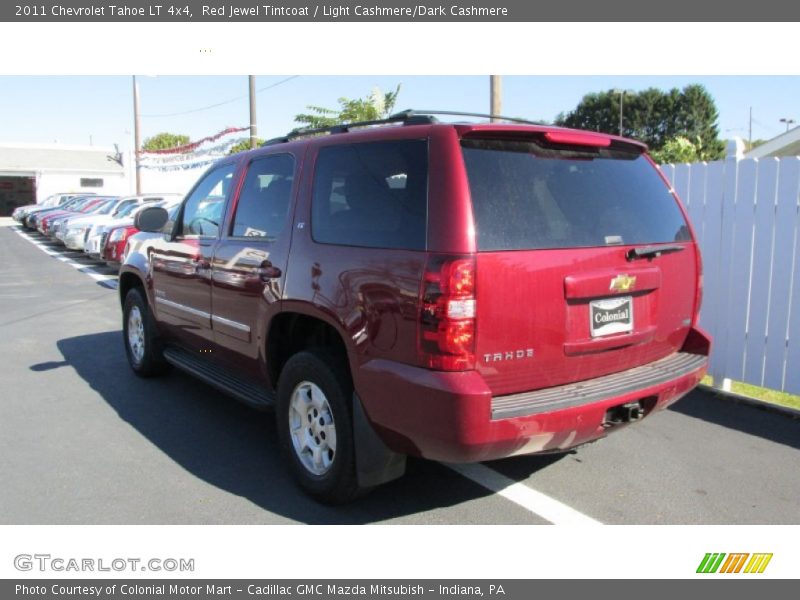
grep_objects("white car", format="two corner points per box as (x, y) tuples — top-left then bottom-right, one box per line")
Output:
(83, 194), (183, 258)
(59, 197), (133, 250)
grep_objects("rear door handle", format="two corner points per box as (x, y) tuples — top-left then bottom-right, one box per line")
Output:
(193, 258), (211, 272)
(256, 262), (282, 280)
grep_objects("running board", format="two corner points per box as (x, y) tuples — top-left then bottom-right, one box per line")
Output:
(163, 346), (275, 410)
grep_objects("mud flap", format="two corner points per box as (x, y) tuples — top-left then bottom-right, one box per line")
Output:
(352, 393), (406, 487)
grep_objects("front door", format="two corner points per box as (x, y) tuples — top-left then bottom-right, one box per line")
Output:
(151, 162), (236, 350)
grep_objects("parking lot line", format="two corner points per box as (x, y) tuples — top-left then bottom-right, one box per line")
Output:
(12, 228), (118, 289)
(445, 462), (602, 525)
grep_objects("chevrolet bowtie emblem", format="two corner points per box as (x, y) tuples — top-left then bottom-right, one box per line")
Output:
(610, 274), (637, 292)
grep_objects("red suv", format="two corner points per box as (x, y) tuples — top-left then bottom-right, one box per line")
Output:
(120, 111), (710, 503)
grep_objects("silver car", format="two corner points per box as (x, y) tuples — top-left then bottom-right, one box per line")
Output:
(84, 194), (183, 258)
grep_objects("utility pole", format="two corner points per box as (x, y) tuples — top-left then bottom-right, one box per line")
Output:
(132, 75), (142, 195)
(249, 75), (258, 149)
(490, 75), (502, 122)
(748, 106), (752, 148)
(613, 88), (626, 136)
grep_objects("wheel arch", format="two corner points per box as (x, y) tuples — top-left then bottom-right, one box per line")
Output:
(118, 270), (146, 307)
(265, 310), (351, 391)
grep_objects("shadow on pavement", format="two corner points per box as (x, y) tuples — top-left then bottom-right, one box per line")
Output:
(30, 360), (69, 372)
(668, 389), (800, 450)
(55, 331), (565, 524)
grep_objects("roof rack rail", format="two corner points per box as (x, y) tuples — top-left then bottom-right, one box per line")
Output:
(261, 109), (540, 146)
(261, 111), (436, 146)
(397, 109), (541, 125)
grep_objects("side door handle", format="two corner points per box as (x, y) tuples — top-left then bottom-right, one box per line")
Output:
(192, 258), (211, 273)
(256, 261), (282, 281)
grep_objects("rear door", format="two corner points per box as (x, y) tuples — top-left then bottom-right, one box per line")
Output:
(461, 135), (698, 397)
(210, 153), (297, 376)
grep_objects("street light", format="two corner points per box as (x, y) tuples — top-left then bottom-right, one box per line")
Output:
(612, 89), (634, 136)
(779, 118), (796, 132)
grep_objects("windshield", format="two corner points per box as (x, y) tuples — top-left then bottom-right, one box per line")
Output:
(95, 198), (122, 215)
(83, 199), (113, 214)
(114, 201), (140, 218)
(461, 138), (690, 251)
(71, 197), (100, 211)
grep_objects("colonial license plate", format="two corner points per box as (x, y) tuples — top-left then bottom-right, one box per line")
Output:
(590, 296), (633, 338)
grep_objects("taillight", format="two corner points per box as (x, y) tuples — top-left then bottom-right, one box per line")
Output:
(694, 250), (704, 324)
(108, 226), (136, 244)
(418, 255), (477, 371)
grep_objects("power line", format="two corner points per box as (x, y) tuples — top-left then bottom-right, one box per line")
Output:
(141, 75), (300, 118)
(750, 116), (777, 135)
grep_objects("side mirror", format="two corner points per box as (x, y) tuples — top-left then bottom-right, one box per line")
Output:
(134, 206), (169, 232)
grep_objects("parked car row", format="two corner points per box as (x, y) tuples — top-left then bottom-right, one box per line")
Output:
(11, 191), (95, 225)
(12, 192), (182, 269)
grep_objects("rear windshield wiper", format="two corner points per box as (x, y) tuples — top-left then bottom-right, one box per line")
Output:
(626, 244), (685, 261)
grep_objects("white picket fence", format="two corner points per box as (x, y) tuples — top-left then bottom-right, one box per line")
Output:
(660, 157), (800, 395)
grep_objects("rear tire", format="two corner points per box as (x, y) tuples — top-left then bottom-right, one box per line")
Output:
(122, 287), (169, 377)
(276, 350), (361, 504)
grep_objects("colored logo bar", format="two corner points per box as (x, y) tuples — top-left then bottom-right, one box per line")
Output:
(697, 553), (773, 573)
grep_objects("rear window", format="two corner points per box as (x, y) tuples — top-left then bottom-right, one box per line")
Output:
(311, 140), (428, 250)
(462, 139), (690, 251)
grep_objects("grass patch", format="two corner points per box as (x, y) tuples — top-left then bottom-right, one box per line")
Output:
(701, 375), (800, 410)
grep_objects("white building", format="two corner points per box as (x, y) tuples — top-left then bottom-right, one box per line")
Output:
(744, 126), (800, 158)
(0, 143), (127, 214)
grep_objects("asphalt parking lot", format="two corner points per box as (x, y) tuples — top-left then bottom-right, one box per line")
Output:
(1, 220), (799, 525)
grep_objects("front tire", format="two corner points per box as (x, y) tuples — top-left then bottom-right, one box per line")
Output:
(122, 287), (169, 377)
(276, 350), (361, 504)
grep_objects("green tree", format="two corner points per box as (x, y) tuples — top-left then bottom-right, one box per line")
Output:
(672, 84), (725, 159)
(556, 85), (725, 160)
(746, 139), (767, 152)
(649, 136), (702, 164)
(142, 132), (191, 152)
(294, 85), (401, 129)
(228, 138), (264, 155)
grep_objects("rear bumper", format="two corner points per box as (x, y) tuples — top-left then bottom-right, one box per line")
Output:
(356, 328), (710, 463)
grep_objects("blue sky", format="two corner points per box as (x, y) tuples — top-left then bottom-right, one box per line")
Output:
(1, 75), (797, 151)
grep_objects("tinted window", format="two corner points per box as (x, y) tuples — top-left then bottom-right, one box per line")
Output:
(232, 154), (294, 239)
(179, 163), (236, 237)
(311, 140), (428, 250)
(462, 139), (690, 251)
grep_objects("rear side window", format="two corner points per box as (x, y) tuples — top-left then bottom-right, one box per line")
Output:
(232, 154), (294, 239)
(462, 139), (690, 251)
(311, 140), (428, 250)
